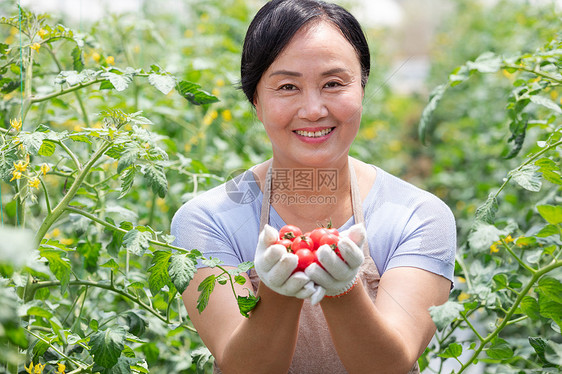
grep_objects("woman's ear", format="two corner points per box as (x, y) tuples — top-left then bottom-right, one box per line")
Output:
(253, 94), (262, 121)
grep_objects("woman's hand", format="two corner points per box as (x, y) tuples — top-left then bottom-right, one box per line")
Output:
(254, 224), (319, 298)
(306, 223), (365, 304)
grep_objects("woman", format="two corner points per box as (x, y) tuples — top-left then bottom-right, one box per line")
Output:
(171, 0), (456, 373)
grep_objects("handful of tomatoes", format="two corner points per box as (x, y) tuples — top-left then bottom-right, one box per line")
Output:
(275, 224), (342, 272)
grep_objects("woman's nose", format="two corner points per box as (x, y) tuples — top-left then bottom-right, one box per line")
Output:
(297, 90), (328, 121)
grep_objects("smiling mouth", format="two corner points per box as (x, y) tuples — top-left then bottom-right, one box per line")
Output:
(294, 128), (335, 138)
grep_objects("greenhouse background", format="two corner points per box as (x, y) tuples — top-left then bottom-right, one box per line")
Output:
(1, 0), (561, 373)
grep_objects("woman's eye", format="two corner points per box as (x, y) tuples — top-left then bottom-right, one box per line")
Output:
(279, 84), (297, 91)
(325, 81), (342, 88)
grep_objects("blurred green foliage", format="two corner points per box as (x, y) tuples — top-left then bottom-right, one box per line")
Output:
(0, 0), (560, 373)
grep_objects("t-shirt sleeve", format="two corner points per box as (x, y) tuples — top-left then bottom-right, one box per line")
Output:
(171, 200), (242, 268)
(385, 195), (457, 283)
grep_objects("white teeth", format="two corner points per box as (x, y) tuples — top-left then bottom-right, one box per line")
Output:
(295, 128), (333, 138)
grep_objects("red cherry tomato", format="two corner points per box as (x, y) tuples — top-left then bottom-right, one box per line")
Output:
(275, 238), (293, 252)
(310, 227), (329, 250)
(319, 233), (343, 259)
(279, 224), (302, 240)
(326, 227), (339, 236)
(292, 235), (314, 253)
(319, 233), (339, 249)
(295, 249), (316, 271)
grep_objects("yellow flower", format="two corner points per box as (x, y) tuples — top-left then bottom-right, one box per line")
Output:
(10, 170), (22, 182)
(215, 78), (225, 87)
(14, 157), (29, 173)
(40, 163), (50, 176)
(28, 178), (40, 189)
(38, 29), (48, 39)
(60, 238), (74, 246)
(212, 88), (220, 97)
(10, 118), (22, 132)
(25, 362), (33, 373)
(30, 43), (41, 51)
(457, 277), (466, 283)
(55, 363), (66, 374)
(34, 363), (45, 373)
(92, 51), (101, 62)
(490, 243), (499, 254)
(105, 56), (115, 65)
(458, 292), (470, 302)
(504, 235), (514, 244)
(221, 110), (232, 122)
(51, 228), (61, 238)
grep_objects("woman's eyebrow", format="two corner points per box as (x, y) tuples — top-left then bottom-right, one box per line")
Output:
(322, 67), (349, 76)
(269, 70), (302, 77)
(269, 68), (350, 78)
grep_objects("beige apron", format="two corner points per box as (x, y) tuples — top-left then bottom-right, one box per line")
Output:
(214, 160), (419, 373)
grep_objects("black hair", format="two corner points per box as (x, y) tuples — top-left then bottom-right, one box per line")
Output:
(240, 0), (370, 105)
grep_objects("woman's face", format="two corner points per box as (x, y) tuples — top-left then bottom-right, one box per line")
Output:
(254, 20), (364, 169)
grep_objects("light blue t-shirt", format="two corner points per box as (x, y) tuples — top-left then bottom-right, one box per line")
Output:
(171, 166), (456, 282)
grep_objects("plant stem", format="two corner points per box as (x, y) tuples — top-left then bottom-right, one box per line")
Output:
(65, 205), (189, 253)
(30, 78), (106, 104)
(25, 329), (88, 369)
(456, 259), (562, 373)
(461, 313), (484, 342)
(34, 141), (112, 247)
(502, 240), (536, 274)
(30, 279), (197, 333)
(503, 63), (562, 84)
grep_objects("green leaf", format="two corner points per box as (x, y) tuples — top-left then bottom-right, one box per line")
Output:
(509, 164), (542, 192)
(529, 95), (562, 114)
(237, 294), (259, 318)
(536, 224), (559, 237)
(18, 132), (46, 155)
(529, 336), (548, 363)
(71, 45), (84, 72)
(40, 249), (71, 293)
(197, 275), (216, 313)
(468, 222), (502, 251)
(520, 296), (541, 320)
(538, 291), (562, 325)
(148, 73), (175, 95)
(505, 120), (527, 159)
(143, 163), (168, 198)
(537, 204), (562, 225)
(90, 327), (126, 368)
(119, 166), (137, 199)
(117, 144), (140, 174)
(102, 71), (133, 92)
(418, 83), (447, 145)
(466, 52), (502, 73)
(176, 80), (219, 105)
(76, 242), (101, 273)
(122, 228), (151, 256)
(38, 140), (56, 156)
(486, 338), (514, 359)
(538, 277), (562, 304)
(438, 342), (463, 358)
(429, 300), (464, 330)
(168, 254), (197, 294)
(148, 250), (172, 295)
(202, 257), (222, 268)
(121, 310), (147, 337)
(492, 273), (508, 290)
(474, 193), (498, 224)
(191, 346), (213, 372)
(26, 306), (53, 319)
(234, 275), (246, 285)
